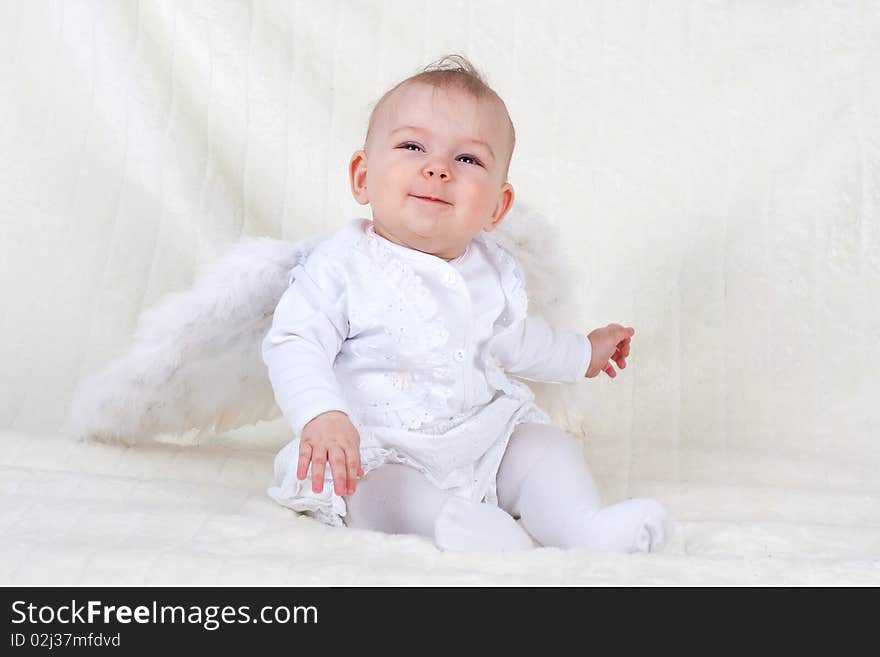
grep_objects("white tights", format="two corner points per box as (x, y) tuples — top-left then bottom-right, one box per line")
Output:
(343, 422), (672, 552)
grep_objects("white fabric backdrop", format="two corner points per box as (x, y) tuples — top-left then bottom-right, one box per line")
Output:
(1, 0), (878, 584)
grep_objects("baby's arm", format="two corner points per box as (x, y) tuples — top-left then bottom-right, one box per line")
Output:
(491, 253), (633, 382)
(491, 314), (592, 383)
(492, 317), (633, 382)
(262, 253), (362, 495)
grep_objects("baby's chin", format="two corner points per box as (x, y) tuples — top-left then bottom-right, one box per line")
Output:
(373, 217), (461, 256)
(376, 214), (440, 239)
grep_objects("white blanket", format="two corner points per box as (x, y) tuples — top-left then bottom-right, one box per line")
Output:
(1, 1), (878, 585)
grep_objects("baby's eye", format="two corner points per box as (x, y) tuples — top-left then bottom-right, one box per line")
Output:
(399, 142), (423, 152)
(457, 155), (482, 166)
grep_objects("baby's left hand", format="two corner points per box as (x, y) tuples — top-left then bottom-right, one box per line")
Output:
(586, 324), (634, 378)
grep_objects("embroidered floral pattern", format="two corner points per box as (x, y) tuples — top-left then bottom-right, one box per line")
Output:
(336, 229), (461, 431)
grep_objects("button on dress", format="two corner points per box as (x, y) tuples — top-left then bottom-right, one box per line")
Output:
(263, 218), (592, 526)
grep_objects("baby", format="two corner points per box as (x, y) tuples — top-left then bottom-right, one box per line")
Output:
(263, 55), (671, 552)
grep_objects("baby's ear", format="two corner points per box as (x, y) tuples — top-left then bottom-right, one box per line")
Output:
(349, 150), (369, 205)
(484, 183), (514, 232)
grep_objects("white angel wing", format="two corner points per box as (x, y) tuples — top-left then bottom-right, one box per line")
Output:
(66, 234), (324, 445)
(66, 205), (573, 446)
(491, 202), (575, 323)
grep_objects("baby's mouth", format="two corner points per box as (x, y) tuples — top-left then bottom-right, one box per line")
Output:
(410, 195), (452, 206)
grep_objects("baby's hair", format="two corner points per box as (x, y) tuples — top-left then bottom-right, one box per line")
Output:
(364, 54), (516, 178)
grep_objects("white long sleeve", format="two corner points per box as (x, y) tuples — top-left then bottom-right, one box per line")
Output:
(490, 314), (591, 384)
(262, 252), (352, 436)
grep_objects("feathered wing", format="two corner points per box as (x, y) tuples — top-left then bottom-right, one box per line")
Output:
(66, 234), (324, 445)
(491, 202), (574, 322)
(66, 205), (572, 445)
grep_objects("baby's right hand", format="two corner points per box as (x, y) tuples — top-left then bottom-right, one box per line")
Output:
(298, 410), (364, 496)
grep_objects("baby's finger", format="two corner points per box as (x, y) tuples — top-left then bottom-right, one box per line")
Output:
(328, 446), (348, 496)
(311, 449), (328, 493)
(346, 449), (360, 495)
(615, 325), (635, 344)
(603, 362), (617, 378)
(296, 443), (313, 481)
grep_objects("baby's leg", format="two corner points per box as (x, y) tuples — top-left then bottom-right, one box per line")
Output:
(496, 423), (671, 552)
(343, 464), (534, 552)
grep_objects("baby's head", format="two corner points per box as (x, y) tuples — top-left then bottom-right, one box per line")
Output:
(349, 55), (516, 261)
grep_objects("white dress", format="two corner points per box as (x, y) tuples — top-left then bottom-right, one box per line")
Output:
(263, 218), (591, 526)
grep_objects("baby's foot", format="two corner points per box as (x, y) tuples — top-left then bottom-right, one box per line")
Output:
(434, 497), (536, 552)
(565, 498), (672, 553)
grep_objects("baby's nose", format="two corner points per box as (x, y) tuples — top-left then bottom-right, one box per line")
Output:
(423, 166), (449, 180)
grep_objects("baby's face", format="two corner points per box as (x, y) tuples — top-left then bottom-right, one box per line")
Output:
(349, 82), (514, 261)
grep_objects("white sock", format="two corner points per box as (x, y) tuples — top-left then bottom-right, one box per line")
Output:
(559, 498), (672, 553)
(497, 422), (672, 553)
(433, 497), (535, 552)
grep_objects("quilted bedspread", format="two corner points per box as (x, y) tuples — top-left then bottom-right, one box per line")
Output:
(1, 1), (878, 585)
